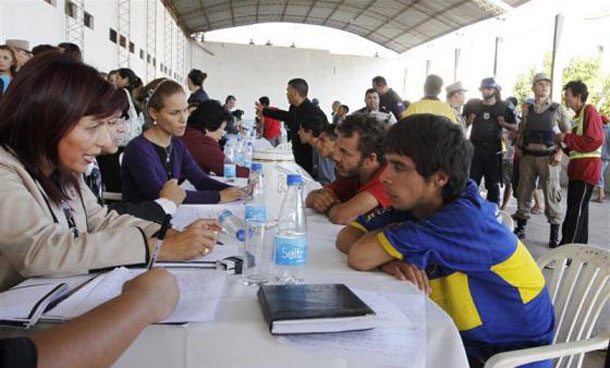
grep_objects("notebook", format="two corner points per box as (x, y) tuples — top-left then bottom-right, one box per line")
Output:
(257, 284), (376, 335)
(0, 281), (70, 328)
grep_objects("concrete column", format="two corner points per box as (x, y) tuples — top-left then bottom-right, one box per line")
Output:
(550, 13), (565, 101)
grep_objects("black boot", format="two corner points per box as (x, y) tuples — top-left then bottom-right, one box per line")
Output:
(514, 219), (527, 239)
(549, 224), (560, 248)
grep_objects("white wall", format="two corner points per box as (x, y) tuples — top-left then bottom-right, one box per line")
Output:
(190, 41), (409, 120)
(1, 0), (190, 83)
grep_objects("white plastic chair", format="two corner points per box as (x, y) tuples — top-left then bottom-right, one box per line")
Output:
(498, 210), (514, 231)
(485, 243), (610, 368)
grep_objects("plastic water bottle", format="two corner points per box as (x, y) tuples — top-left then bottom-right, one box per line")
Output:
(234, 138), (244, 166)
(223, 141), (236, 184)
(245, 163), (266, 222)
(279, 123), (288, 146)
(273, 174), (307, 284)
(218, 209), (244, 241)
(244, 141), (254, 169)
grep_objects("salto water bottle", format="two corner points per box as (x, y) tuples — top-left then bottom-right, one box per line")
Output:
(245, 163), (266, 222)
(223, 141), (236, 184)
(218, 209), (245, 241)
(273, 174), (307, 284)
(244, 141), (254, 170)
(234, 137), (245, 166)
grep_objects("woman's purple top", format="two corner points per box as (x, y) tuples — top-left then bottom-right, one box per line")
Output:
(122, 135), (230, 204)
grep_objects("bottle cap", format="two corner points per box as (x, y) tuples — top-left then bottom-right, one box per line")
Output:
(287, 174), (302, 186)
(251, 163), (263, 172)
(236, 229), (245, 242)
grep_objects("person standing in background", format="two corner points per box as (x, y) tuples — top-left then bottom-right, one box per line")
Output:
(556, 80), (603, 246)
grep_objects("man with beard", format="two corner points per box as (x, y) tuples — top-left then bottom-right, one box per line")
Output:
(305, 114), (389, 225)
(355, 88), (396, 125)
(336, 114), (553, 368)
(464, 77), (517, 206)
(255, 78), (327, 176)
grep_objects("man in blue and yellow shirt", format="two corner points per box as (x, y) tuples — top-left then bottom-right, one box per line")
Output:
(336, 114), (554, 367)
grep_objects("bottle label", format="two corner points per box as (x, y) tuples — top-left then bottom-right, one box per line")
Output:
(245, 204), (267, 222)
(224, 164), (236, 178)
(244, 159), (252, 169)
(235, 154), (244, 166)
(274, 235), (307, 266)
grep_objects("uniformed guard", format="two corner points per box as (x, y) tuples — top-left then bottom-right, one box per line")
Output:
(513, 73), (571, 248)
(464, 78), (518, 206)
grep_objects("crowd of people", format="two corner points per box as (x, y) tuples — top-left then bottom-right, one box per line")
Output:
(0, 37), (608, 368)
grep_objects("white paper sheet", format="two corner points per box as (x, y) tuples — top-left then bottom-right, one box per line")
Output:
(0, 283), (65, 320)
(46, 267), (227, 324)
(278, 289), (426, 367)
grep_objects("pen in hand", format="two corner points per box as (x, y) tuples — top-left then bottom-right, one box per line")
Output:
(147, 214), (173, 270)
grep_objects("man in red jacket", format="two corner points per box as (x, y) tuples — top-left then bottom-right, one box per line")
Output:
(556, 80), (603, 245)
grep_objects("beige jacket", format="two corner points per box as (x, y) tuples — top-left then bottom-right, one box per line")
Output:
(0, 146), (160, 290)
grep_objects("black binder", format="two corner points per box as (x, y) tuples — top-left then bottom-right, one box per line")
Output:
(257, 283), (376, 335)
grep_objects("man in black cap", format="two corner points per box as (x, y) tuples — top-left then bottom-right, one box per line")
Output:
(255, 78), (328, 175)
(463, 77), (517, 206)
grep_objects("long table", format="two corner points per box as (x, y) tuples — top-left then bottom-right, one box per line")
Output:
(107, 205), (469, 368)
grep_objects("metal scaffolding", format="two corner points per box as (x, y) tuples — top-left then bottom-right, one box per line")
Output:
(146, 0), (157, 82)
(164, 9), (173, 77)
(117, 0), (131, 68)
(176, 31), (185, 83)
(65, 0), (85, 51)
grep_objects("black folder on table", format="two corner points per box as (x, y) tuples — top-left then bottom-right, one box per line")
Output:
(257, 283), (376, 335)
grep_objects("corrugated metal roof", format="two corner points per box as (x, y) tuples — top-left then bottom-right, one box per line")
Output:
(163, 0), (529, 53)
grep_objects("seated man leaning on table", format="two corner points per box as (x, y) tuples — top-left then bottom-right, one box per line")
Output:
(336, 114), (554, 368)
(305, 114), (390, 225)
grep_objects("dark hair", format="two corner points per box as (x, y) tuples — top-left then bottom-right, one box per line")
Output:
(424, 74), (443, 97)
(188, 69), (207, 86)
(0, 52), (126, 203)
(336, 114), (387, 164)
(301, 114), (327, 137)
(57, 42), (82, 61)
(117, 68), (143, 92)
(0, 45), (18, 76)
(288, 78), (308, 98)
(258, 96), (270, 106)
(340, 105), (349, 113)
(506, 96), (518, 110)
(32, 44), (58, 56)
(232, 109), (244, 119)
(225, 95), (236, 104)
(134, 78), (185, 124)
(372, 76), (387, 87)
(384, 114), (473, 203)
(321, 123), (338, 140)
(564, 80), (589, 103)
(403, 100), (411, 110)
(188, 99), (232, 133)
(365, 88), (378, 97)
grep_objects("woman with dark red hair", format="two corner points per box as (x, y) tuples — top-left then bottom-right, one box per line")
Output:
(0, 52), (219, 291)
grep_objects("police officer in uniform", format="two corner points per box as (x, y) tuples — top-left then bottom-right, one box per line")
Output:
(464, 78), (517, 206)
(513, 73), (571, 247)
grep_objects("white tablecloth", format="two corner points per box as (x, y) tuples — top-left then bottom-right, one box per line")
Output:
(107, 205), (468, 368)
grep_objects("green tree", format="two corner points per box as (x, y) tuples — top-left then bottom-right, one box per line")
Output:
(512, 53), (610, 115)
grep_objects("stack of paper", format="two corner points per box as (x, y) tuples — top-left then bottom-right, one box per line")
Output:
(0, 282), (69, 328)
(278, 289), (426, 367)
(44, 267), (227, 324)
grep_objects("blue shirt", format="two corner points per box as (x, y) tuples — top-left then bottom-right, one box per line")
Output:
(351, 180), (554, 365)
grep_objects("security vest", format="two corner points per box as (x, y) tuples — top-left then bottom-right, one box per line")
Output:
(523, 102), (558, 147)
(569, 105), (602, 160)
(470, 101), (504, 144)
